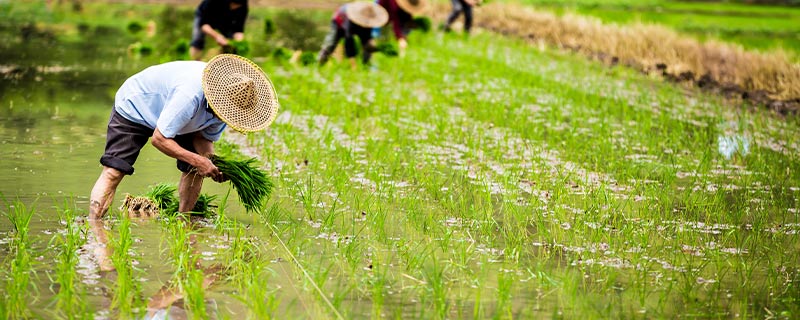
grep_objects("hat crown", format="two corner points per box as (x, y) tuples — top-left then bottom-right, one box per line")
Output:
(359, 5), (376, 18)
(226, 73), (255, 110)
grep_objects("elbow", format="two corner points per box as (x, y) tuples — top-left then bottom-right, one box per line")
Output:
(151, 134), (166, 150)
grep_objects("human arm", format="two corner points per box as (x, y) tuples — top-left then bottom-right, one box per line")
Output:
(201, 24), (229, 46)
(151, 128), (222, 181)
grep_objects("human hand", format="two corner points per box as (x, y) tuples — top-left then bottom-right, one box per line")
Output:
(366, 39), (378, 51)
(212, 173), (229, 183)
(194, 157), (222, 181)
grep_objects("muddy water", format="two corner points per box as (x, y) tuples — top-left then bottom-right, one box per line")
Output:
(0, 49), (250, 317)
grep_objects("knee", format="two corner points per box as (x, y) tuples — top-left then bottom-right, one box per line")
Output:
(101, 166), (125, 182)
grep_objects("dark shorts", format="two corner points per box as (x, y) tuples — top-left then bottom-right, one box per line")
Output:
(100, 109), (197, 175)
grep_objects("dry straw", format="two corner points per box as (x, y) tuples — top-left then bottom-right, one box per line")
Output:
(433, 3), (800, 105)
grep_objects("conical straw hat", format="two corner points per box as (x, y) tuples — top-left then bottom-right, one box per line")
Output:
(396, 0), (427, 16)
(345, 2), (389, 28)
(202, 54), (279, 133)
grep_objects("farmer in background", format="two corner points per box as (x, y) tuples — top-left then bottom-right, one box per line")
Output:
(443, 0), (479, 34)
(190, 0), (249, 60)
(375, 0), (427, 57)
(88, 54), (278, 270)
(318, 2), (389, 69)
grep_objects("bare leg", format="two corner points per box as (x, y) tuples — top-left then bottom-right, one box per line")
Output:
(88, 166), (125, 271)
(179, 171), (203, 213)
(89, 166), (125, 219)
(87, 218), (115, 271)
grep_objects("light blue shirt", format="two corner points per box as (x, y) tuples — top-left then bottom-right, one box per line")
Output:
(114, 61), (226, 142)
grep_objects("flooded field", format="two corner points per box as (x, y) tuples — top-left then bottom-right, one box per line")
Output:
(1, 2), (799, 319)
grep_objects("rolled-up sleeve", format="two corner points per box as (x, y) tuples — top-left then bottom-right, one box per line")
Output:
(202, 121), (227, 142)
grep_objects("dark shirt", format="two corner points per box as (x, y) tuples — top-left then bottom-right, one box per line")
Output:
(333, 5), (372, 40)
(196, 0), (248, 36)
(377, 0), (412, 39)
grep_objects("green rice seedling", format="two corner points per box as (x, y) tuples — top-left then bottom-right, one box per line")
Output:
(110, 211), (143, 317)
(191, 193), (218, 216)
(51, 199), (90, 318)
(376, 41), (399, 57)
(144, 183), (178, 212)
(264, 17), (276, 37)
(299, 51), (316, 66)
(183, 267), (208, 320)
(212, 155), (273, 213)
(224, 40), (251, 56)
(272, 47), (292, 61)
(412, 16), (432, 33)
(126, 21), (143, 34)
(1, 200), (36, 320)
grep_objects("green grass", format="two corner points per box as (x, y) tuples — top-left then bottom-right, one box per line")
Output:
(0, 1), (798, 319)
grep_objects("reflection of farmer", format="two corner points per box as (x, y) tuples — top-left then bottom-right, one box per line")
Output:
(443, 0), (478, 34)
(190, 0), (249, 60)
(318, 2), (389, 69)
(375, 0), (427, 57)
(89, 54), (278, 222)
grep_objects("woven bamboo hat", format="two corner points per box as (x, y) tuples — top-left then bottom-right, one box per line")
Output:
(396, 0), (427, 16)
(345, 2), (389, 28)
(202, 54), (279, 133)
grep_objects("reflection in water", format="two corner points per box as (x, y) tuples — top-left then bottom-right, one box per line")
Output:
(85, 214), (224, 320)
(718, 134), (750, 159)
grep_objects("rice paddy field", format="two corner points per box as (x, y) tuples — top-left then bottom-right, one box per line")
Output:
(1, 1), (799, 319)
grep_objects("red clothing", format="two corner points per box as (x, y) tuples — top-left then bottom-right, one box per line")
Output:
(332, 5), (347, 27)
(377, 0), (408, 40)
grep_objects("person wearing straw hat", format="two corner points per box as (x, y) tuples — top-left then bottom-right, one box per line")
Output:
(190, 0), (249, 60)
(443, 0), (479, 34)
(375, 0), (427, 57)
(318, 1), (389, 69)
(88, 54), (279, 220)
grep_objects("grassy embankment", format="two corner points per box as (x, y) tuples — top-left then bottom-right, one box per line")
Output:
(506, 0), (800, 56)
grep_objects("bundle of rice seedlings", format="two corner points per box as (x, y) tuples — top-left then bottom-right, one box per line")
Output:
(126, 183), (218, 217)
(376, 42), (399, 57)
(144, 183), (178, 212)
(412, 16), (432, 33)
(120, 194), (159, 218)
(211, 155), (273, 213)
(192, 194), (218, 216)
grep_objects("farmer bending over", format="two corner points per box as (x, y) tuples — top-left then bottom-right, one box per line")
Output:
(190, 0), (249, 60)
(89, 54), (278, 220)
(443, 0), (479, 34)
(375, 0), (427, 57)
(318, 2), (389, 69)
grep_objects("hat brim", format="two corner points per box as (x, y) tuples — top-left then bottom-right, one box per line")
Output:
(396, 0), (427, 16)
(346, 2), (389, 28)
(202, 54), (279, 133)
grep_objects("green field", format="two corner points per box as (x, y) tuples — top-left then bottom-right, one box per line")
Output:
(506, 0), (800, 56)
(1, 1), (799, 319)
